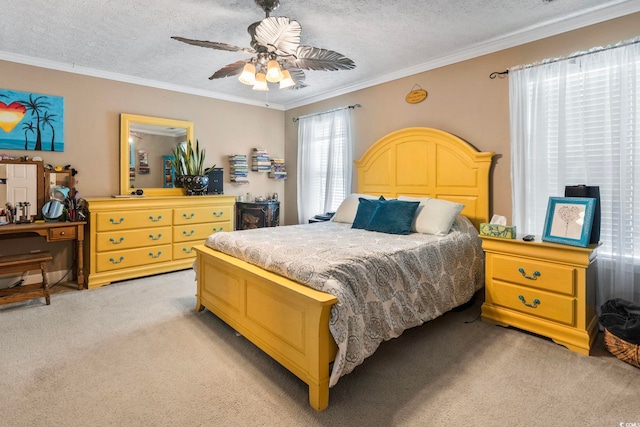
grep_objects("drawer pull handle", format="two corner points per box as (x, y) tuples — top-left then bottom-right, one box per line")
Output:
(149, 234), (163, 241)
(518, 268), (540, 280)
(148, 251), (162, 259)
(518, 295), (541, 308)
(109, 237), (125, 245)
(183, 230), (195, 237)
(182, 247), (194, 254)
(109, 256), (125, 264)
(212, 227), (223, 232)
(212, 211), (223, 217)
(60, 231), (65, 236)
(110, 217), (125, 225)
(149, 215), (163, 222)
(183, 213), (195, 220)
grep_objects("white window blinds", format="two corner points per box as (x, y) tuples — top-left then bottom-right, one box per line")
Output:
(296, 108), (353, 224)
(510, 38), (640, 304)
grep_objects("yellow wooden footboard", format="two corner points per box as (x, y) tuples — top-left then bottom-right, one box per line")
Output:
(193, 244), (338, 411)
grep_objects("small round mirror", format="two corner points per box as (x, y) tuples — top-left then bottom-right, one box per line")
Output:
(42, 200), (64, 221)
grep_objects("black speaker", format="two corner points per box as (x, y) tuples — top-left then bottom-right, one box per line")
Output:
(564, 185), (600, 244)
(207, 168), (224, 195)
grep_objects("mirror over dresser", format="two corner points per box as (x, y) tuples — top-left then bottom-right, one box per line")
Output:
(119, 113), (194, 196)
(83, 114), (235, 289)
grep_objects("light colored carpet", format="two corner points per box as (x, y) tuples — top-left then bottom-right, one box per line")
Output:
(1, 270), (638, 427)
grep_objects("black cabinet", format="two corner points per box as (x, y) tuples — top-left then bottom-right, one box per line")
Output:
(236, 201), (280, 230)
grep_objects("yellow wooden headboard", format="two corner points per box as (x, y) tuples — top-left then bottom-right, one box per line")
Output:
(354, 127), (494, 229)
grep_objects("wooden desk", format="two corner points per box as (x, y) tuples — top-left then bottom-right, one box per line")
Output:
(0, 221), (86, 289)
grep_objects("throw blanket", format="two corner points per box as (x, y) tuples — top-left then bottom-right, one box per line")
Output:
(205, 216), (484, 386)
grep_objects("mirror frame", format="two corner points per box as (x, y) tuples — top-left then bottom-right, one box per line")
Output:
(0, 159), (45, 220)
(45, 169), (75, 202)
(119, 113), (195, 196)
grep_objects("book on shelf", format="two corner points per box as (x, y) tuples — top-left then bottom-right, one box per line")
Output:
(269, 157), (287, 179)
(251, 148), (271, 172)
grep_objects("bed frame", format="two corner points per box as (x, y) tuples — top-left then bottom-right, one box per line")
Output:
(193, 127), (494, 411)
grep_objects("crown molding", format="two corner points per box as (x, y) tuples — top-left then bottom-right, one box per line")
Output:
(283, 0), (640, 109)
(1, 0), (637, 112)
(0, 51), (285, 111)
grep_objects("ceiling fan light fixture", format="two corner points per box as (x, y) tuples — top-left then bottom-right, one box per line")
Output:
(252, 72), (269, 91)
(266, 59), (284, 82)
(279, 70), (295, 89)
(172, 0), (355, 93)
(238, 62), (257, 85)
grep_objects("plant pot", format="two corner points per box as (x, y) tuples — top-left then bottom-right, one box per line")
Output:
(174, 175), (185, 188)
(183, 174), (209, 196)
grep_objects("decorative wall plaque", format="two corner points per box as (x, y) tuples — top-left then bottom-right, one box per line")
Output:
(405, 84), (428, 104)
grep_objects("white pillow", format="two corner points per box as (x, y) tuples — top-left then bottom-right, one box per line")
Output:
(398, 196), (464, 235)
(331, 193), (378, 224)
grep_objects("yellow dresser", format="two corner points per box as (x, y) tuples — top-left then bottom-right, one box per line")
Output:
(85, 195), (235, 289)
(480, 235), (599, 355)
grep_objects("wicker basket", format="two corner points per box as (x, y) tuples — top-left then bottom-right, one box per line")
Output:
(604, 328), (640, 369)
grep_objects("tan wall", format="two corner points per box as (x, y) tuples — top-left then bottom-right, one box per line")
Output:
(0, 62), (286, 284)
(283, 12), (640, 226)
(2, 12), (638, 284)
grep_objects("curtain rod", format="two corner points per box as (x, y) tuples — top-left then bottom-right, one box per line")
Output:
(292, 104), (361, 122)
(489, 36), (640, 78)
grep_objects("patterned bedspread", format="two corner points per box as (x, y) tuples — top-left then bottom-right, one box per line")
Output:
(204, 216), (484, 387)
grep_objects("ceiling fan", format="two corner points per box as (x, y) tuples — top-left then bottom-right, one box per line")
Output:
(171, 0), (355, 91)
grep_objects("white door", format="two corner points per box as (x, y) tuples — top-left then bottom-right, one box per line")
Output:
(6, 164), (37, 210)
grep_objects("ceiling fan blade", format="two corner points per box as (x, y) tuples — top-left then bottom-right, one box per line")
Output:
(280, 67), (307, 89)
(171, 36), (255, 54)
(209, 59), (251, 80)
(253, 17), (301, 56)
(293, 46), (355, 71)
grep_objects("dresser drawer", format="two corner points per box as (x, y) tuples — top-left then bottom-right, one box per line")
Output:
(173, 241), (200, 259)
(48, 225), (76, 241)
(96, 227), (172, 252)
(96, 209), (172, 232)
(489, 280), (576, 326)
(173, 221), (232, 242)
(173, 206), (232, 225)
(490, 254), (576, 296)
(95, 245), (172, 272)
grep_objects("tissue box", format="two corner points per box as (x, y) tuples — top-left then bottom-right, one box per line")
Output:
(479, 223), (516, 239)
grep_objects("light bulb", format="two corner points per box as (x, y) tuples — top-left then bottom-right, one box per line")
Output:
(252, 72), (269, 91)
(266, 60), (284, 83)
(238, 62), (256, 85)
(279, 70), (296, 89)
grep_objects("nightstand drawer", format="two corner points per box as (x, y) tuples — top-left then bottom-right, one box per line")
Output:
(491, 254), (576, 296)
(489, 281), (576, 326)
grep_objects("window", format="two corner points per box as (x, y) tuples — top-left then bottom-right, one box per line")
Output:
(510, 38), (640, 304)
(296, 108), (353, 223)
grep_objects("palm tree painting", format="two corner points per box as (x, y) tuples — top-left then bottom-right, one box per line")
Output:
(0, 89), (64, 151)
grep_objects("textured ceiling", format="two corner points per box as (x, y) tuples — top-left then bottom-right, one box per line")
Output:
(1, 0), (639, 110)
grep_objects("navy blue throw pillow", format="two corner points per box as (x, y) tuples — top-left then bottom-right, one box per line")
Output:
(365, 199), (420, 235)
(351, 196), (385, 229)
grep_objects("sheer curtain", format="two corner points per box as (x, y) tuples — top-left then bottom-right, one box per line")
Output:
(510, 38), (640, 306)
(296, 108), (353, 224)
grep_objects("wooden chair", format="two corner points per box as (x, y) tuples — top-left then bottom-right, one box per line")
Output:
(0, 252), (53, 306)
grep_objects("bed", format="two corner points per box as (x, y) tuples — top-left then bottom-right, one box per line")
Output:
(193, 127), (494, 411)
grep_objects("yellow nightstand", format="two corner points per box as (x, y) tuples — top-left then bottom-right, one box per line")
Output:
(480, 235), (599, 355)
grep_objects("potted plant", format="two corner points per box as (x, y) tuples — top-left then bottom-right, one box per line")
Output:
(171, 140), (215, 195)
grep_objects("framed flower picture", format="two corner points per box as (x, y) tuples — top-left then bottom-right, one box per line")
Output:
(542, 197), (596, 247)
